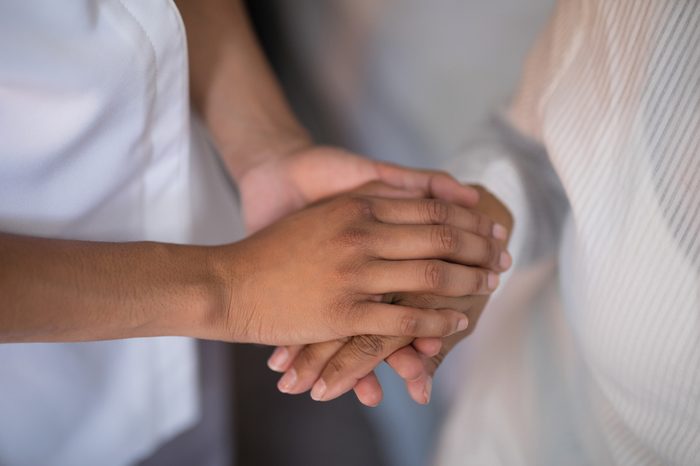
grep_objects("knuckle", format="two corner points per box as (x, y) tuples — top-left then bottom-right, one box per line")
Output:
(327, 357), (345, 376)
(335, 227), (371, 250)
(479, 237), (497, 265)
(399, 314), (420, 336)
(424, 260), (448, 290)
(344, 196), (374, 220)
(475, 213), (492, 237)
(424, 199), (450, 224)
(442, 317), (454, 336)
(433, 225), (460, 254)
(350, 335), (385, 359)
(327, 296), (356, 332)
(488, 239), (501, 265)
(467, 271), (485, 294)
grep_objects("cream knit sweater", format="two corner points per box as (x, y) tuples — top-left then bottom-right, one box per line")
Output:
(438, 2), (700, 464)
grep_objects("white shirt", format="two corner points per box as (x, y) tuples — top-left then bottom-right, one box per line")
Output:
(438, 1), (700, 465)
(0, 2), (243, 465)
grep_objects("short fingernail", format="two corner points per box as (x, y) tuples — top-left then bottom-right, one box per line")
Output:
(492, 223), (508, 240)
(310, 379), (327, 401)
(457, 316), (469, 332)
(423, 377), (433, 404)
(267, 347), (289, 372)
(499, 251), (512, 270)
(277, 369), (297, 393)
(488, 272), (500, 290)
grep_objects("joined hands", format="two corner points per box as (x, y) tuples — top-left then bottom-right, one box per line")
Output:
(261, 183), (513, 405)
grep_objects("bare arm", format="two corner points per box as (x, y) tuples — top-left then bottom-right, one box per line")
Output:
(0, 233), (222, 343)
(176, 0), (311, 180)
(0, 190), (505, 345)
(175, 0), (481, 233)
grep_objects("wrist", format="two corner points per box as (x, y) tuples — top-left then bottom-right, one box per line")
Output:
(191, 243), (250, 342)
(151, 243), (236, 341)
(221, 131), (313, 183)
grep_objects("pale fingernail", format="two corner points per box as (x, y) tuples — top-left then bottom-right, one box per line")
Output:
(488, 272), (500, 290)
(423, 377), (433, 404)
(267, 347), (289, 372)
(499, 251), (512, 270)
(492, 223), (508, 240)
(310, 379), (327, 401)
(457, 316), (469, 332)
(277, 369), (297, 393)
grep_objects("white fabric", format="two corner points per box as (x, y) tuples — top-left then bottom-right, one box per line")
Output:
(438, 1), (700, 465)
(0, 2), (244, 465)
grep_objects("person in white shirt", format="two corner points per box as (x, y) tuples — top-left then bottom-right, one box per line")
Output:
(0, 1), (513, 465)
(278, 1), (700, 464)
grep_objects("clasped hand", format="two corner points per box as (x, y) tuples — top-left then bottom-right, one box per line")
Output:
(264, 185), (512, 405)
(228, 143), (512, 406)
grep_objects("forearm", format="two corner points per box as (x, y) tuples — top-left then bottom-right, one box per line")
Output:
(0, 233), (225, 343)
(176, 0), (310, 179)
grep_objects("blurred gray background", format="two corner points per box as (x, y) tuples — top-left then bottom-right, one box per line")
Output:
(235, 1), (553, 465)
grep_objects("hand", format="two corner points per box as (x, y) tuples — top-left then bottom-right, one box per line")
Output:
(267, 186), (513, 403)
(179, 0), (476, 232)
(236, 144), (480, 232)
(210, 184), (509, 346)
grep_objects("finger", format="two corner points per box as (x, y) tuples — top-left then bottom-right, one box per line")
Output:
(362, 260), (499, 296)
(352, 371), (384, 407)
(374, 163), (479, 207)
(370, 224), (511, 272)
(413, 337), (442, 357)
(385, 345), (427, 382)
(394, 293), (489, 338)
(369, 197), (504, 239)
(310, 334), (411, 402)
(351, 181), (424, 199)
(277, 339), (347, 395)
(387, 294), (483, 338)
(386, 346), (442, 404)
(406, 373), (433, 404)
(267, 345), (304, 373)
(345, 302), (468, 338)
(390, 293), (475, 314)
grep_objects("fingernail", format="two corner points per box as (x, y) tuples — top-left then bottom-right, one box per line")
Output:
(310, 379), (327, 401)
(488, 272), (500, 290)
(267, 347), (289, 372)
(492, 223), (508, 240)
(423, 377), (433, 404)
(499, 251), (512, 270)
(457, 316), (469, 332)
(277, 369), (297, 393)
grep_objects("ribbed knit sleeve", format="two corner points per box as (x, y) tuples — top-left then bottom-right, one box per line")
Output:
(440, 1), (700, 465)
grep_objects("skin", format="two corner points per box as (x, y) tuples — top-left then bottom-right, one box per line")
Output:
(0, 186), (507, 344)
(0, 2), (511, 356)
(175, 0), (481, 233)
(269, 186), (514, 404)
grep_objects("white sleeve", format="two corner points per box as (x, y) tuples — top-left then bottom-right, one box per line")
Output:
(443, 113), (569, 270)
